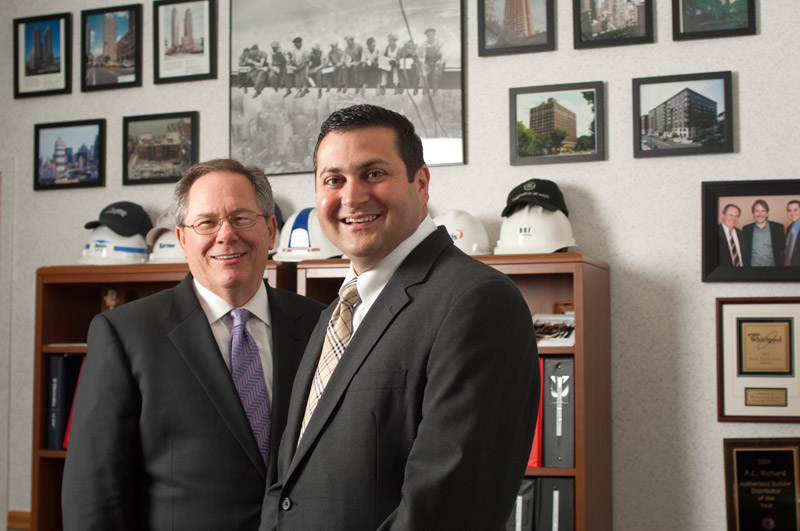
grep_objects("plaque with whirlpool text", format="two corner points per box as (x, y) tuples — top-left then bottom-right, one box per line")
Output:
(738, 319), (793, 376)
(725, 438), (800, 531)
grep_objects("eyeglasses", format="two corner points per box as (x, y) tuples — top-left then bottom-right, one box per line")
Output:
(181, 211), (265, 235)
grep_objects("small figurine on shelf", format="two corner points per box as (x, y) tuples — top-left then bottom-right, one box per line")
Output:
(102, 287), (121, 310)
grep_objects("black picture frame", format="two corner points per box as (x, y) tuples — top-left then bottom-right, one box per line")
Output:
(509, 81), (605, 166)
(80, 4), (143, 92)
(633, 70), (733, 159)
(702, 180), (800, 282)
(478, 0), (555, 57)
(13, 12), (72, 98)
(34, 119), (106, 190)
(230, 0), (466, 175)
(673, 0), (757, 41)
(123, 111), (200, 185)
(573, 0), (653, 50)
(717, 299), (800, 422)
(153, 0), (218, 84)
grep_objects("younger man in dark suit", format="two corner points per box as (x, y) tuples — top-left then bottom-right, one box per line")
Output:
(62, 159), (325, 531)
(261, 105), (539, 530)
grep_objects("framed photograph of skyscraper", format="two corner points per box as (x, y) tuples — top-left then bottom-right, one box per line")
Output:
(633, 71), (733, 159)
(80, 5), (143, 92)
(478, 0), (555, 56)
(673, 0), (757, 41)
(509, 81), (605, 165)
(33, 119), (106, 191)
(13, 12), (72, 98)
(573, 0), (653, 49)
(154, 0), (217, 84)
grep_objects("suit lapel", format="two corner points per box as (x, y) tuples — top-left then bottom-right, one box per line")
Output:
(288, 227), (453, 473)
(167, 275), (268, 478)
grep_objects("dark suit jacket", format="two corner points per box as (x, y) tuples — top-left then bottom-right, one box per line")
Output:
(786, 223), (800, 266)
(718, 224), (746, 267)
(261, 227), (540, 531)
(62, 274), (325, 531)
(741, 221), (785, 266)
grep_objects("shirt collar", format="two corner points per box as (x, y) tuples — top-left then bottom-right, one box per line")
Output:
(193, 279), (271, 327)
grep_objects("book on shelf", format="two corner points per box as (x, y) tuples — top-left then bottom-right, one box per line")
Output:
(47, 354), (82, 450)
(543, 357), (574, 468)
(527, 357), (544, 468)
(61, 357), (85, 450)
(535, 477), (575, 531)
(505, 478), (535, 531)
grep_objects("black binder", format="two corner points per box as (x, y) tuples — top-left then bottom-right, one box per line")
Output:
(542, 357), (574, 468)
(535, 477), (575, 531)
(505, 478), (535, 531)
(47, 354), (82, 450)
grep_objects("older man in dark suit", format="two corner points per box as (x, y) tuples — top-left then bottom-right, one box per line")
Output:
(261, 105), (539, 531)
(62, 159), (325, 530)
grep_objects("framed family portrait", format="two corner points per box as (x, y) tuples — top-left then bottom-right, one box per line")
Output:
(153, 0), (217, 84)
(724, 438), (800, 531)
(702, 180), (800, 282)
(80, 4), (143, 92)
(34, 119), (106, 190)
(478, 0), (554, 57)
(673, 0), (757, 41)
(123, 111), (199, 185)
(633, 71), (733, 159)
(509, 81), (605, 165)
(717, 298), (800, 422)
(13, 12), (72, 98)
(230, 0), (466, 175)
(573, 0), (652, 49)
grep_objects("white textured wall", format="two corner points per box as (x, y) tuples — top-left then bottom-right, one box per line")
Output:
(1, 1), (798, 529)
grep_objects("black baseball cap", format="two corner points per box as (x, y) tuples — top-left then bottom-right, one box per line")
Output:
(501, 179), (569, 217)
(84, 201), (153, 237)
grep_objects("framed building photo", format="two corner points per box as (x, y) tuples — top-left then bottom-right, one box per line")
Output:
(633, 71), (732, 159)
(153, 0), (217, 84)
(80, 4), (142, 92)
(724, 438), (800, 531)
(13, 13), (72, 98)
(573, 0), (652, 49)
(717, 298), (800, 422)
(509, 81), (605, 165)
(123, 111), (199, 185)
(34, 119), (106, 190)
(230, 0), (465, 175)
(702, 180), (800, 282)
(478, 0), (554, 57)
(673, 0), (756, 41)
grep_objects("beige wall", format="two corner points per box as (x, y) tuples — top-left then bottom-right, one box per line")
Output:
(1, 1), (798, 530)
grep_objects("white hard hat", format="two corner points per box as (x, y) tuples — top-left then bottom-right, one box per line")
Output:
(493, 204), (576, 255)
(148, 230), (187, 263)
(433, 209), (490, 255)
(79, 225), (148, 264)
(272, 207), (342, 262)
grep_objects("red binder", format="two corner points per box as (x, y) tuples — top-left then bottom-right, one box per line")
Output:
(527, 357), (544, 468)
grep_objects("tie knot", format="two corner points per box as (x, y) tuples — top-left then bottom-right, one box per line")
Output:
(230, 307), (252, 328)
(340, 278), (361, 308)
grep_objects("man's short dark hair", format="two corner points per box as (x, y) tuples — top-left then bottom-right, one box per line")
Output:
(752, 199), (769, 213)
(789, 200), (800, 209)
(173, 158), (274, 225)
(722, 203), (741, 215)
(313, 104), (425, 182)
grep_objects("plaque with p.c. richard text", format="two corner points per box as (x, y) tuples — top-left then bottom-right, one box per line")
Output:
(738, 319), (793, 376)
(725, 438), (800, 531)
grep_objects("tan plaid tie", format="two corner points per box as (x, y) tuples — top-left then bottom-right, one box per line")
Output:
(730, 232), (741, 267)
(298, 277), (361, 442)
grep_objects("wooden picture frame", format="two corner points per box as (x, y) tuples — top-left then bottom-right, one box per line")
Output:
(13, 12), (72, 98)
(478, 0), (555, 57)
(673, 0), (757, 41)
(717, 298), (800, 422)
(80, 4), (143, 92)
(123, 111), (199, 185)
(702, 180), (800, 282)
(633, 70), (733, 159)
(230, 0), (466, 175)
(153, 0), (218, 84)
(34, 119), (106, 190)
(573, 0), (652, 49)
(509, 81), (605, 165)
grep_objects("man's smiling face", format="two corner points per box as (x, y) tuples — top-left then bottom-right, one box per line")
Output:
(177, 171), (275, 306)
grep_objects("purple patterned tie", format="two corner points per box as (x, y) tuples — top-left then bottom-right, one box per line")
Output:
(230, 308), (271, 465)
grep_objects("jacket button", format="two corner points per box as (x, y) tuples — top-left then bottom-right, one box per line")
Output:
(281, 497), (293, 511)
